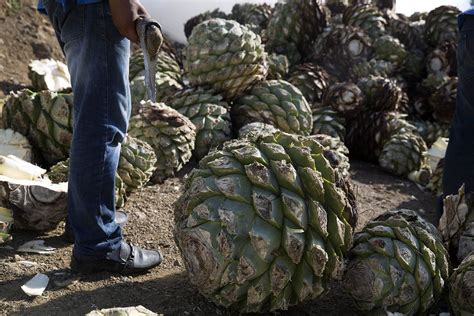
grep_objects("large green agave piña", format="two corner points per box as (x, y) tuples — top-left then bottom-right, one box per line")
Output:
(175, 132), (355, 312)
(344, 209), (449, 315)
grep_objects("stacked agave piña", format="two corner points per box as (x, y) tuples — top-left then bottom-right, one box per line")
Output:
(3, 89), (73, 165)
(232, 80), (313, 136)
(449, 254), (474, 316)
(175, 132), (356, 312)
(265, 0), (327, 65)
(130, 50), (184, 112)
(163, 88), (232, 160)
(440, 186), (474, 263)
(184, 19), (268, 100)
(441, 187), (474, 316)
(0, 155), (67, 231)
(48, 159), (127, 209)
(128, 101), (196, 183)
(47, 136), (157, 208)
(344, 209), (449, 315)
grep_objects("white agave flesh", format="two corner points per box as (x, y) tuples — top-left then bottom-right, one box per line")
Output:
(426, 137), (448, 171)
(0, 155), (45, 181)
(21, 273), (49, 296)
(0, 129), (33, 162)
(29, 59), (71, 92)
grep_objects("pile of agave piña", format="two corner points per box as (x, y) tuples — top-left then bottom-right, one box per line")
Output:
(0, 0), (472, 314)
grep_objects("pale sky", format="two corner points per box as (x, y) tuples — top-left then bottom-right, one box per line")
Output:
(141, 0), (470, 43)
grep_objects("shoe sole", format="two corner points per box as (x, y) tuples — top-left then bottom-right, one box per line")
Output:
(70, 257), (162, 275)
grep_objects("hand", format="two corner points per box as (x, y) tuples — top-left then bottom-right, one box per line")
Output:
(108, 0), (150, 43)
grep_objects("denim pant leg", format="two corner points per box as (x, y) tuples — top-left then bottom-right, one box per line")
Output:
(42, 1), (131, 259)
(443, 18), (474, 197)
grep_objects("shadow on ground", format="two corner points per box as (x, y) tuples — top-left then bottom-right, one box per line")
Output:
(0, 269), (361, 316)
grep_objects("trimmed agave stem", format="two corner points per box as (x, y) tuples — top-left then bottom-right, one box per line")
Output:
(0, 155), (45, 181)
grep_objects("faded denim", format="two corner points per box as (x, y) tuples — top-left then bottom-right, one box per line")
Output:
(42, 0), (131, 259)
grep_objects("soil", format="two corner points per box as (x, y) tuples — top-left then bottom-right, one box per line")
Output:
(0, 0), (64, 98)
(0, 2), (445, 315)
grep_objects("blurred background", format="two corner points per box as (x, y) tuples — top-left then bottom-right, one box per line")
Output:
(141, 0), (471, 43)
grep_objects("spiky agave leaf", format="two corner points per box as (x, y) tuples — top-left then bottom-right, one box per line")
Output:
(163, 88), (233, 159)
(2, 89), (73, 165)
(312, 107), (347, 141)
(344, 209), (449, 315)
(288, 63), (331, 105)
(232, 80), (313, 136)
(129, 101), (196, 183)
(449, 254), (474, 316)
(175, 132), (356, 312)
(184, 19), (267, 101)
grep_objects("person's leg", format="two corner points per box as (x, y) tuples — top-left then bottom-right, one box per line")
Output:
(43, 0), (130, 259)
(443, 16), (474, 198)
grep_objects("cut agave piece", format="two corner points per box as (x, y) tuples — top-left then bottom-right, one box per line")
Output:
(28, 59), (71, 92)
(0, 156), (67, 231)
(0, 129), (33, 162)
(0, 155), (45, 181)
(0, 175), (67, 231)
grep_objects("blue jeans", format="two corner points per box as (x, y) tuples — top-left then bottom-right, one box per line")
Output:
(42, 0), (131, 259)
(443, 16), (474, 199)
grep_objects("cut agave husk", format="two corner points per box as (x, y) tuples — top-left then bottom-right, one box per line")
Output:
(0, 155), (67, 231)
(426, 137), (448, 171)
(0, 129), (33, 162)
(0, 155), (45, 181)
(28, 59), (71, 92)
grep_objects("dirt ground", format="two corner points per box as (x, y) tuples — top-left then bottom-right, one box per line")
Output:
(0, 161), (441, 316)
(0, 0), (64, 98)
(0, 2), (446, 315)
